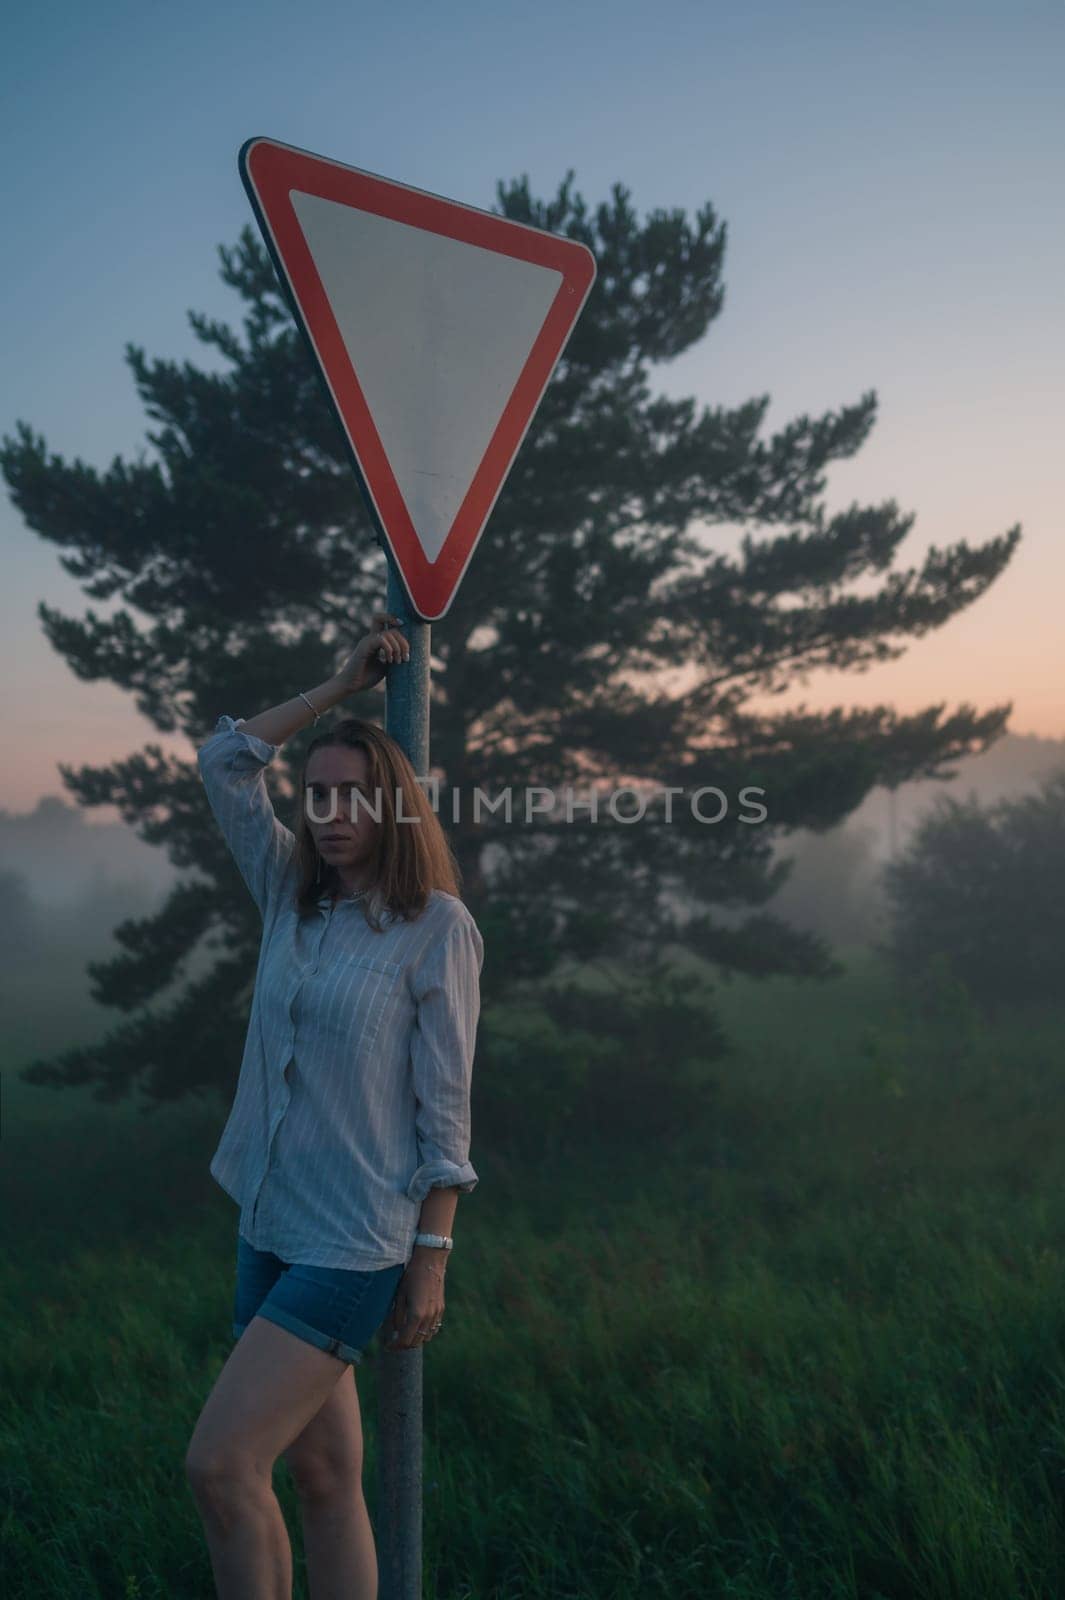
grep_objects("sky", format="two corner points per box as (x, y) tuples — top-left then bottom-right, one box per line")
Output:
(2, 0), (1062, 817)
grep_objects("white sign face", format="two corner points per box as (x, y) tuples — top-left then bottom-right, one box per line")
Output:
(290, 190), (562, 566)
(240, 137), (598, 620)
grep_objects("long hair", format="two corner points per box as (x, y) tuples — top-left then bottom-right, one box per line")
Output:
(291, 717), (462, 930)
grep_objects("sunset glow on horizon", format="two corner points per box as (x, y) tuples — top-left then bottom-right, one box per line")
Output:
(4, 1), (1061, 818)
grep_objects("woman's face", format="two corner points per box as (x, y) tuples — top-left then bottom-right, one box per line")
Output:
(304, 745), (382, 871)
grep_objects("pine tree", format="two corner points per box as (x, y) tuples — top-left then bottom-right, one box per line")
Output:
(1, 171), (1020, 1108)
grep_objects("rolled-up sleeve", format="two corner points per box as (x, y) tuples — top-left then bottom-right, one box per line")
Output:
(196, 714), (296, 917)
(405, 906), (484, 1203)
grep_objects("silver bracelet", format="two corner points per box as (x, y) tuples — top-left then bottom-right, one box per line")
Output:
(298, 690), (321, 724)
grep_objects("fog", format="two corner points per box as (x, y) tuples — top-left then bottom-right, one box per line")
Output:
(2, 730), (1061, 1071)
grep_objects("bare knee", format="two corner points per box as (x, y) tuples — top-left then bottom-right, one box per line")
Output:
(285, 1446), (363, 1504)
(185, 1444), (268, 1517)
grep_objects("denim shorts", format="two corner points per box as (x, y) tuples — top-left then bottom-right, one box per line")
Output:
(232, 1233), (406, 1366)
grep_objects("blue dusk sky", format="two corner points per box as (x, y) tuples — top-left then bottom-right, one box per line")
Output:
(2, 0), (1062, 813)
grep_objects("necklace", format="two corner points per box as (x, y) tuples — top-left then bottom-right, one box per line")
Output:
(320, 883), (370, 907)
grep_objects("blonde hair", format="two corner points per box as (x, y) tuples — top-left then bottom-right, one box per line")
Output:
(292, 718), (462, 930)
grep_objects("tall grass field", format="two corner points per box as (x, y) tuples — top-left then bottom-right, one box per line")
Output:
(4, 947), (1065, 1598)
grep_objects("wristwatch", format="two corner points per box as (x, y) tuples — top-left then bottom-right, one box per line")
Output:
(413, 1232), (453, 1250)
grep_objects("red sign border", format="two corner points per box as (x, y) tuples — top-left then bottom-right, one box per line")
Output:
(239, 136), (597, 620)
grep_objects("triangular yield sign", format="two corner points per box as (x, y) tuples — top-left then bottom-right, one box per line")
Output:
(239, 137), (598, 620)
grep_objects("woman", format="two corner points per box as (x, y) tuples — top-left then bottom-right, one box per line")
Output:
(184, 612), (484, 1600)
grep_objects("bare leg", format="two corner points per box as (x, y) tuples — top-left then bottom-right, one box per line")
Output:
(188, 1460), (293, 1599)
(186, 1316), (350, 1599)
(283, 1363), (378, 1600)
(298, 1483), (378, 1600)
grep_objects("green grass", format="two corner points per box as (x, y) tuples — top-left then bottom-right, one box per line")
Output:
(4, 947), (1065, 1598)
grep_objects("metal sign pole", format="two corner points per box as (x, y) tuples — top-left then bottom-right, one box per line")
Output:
(237, 130), (595, 1600)
(376, 539), (429, 1600)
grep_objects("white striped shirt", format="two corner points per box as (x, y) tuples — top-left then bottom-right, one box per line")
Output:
(197, 715), (482, 1269)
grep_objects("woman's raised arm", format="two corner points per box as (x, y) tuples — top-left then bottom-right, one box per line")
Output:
(239, 612), (410, 746)
(196, 614), (410, 915)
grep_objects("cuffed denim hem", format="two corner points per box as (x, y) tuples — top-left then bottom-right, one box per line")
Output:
(233, 1306), (365, 1365)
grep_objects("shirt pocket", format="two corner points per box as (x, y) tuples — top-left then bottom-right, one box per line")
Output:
(349, 953), (404, 978)
(345, 952), (406, 1052)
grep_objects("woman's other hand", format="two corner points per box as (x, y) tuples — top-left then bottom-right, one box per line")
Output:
(333, 613), (411, 696)
(382, 1255), (445, 1351)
